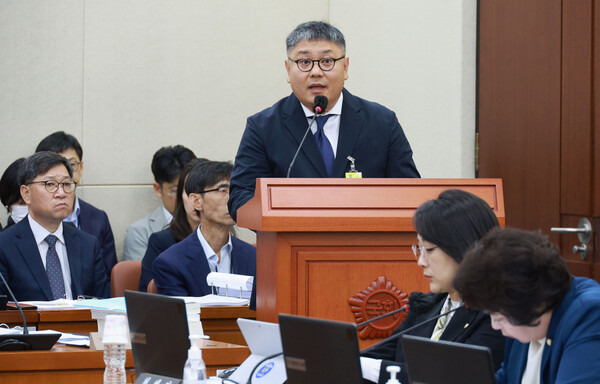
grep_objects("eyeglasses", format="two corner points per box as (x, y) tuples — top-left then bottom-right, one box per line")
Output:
(411, 244), (438, 262)
(198, 186), (230, 196)
(68, 161), (81, 172)
(288, 56), (346, 72)
(28, 180), (77, 193)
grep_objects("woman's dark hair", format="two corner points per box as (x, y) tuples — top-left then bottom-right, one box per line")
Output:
(454, 227), (572, 326)
(169, 158), (208, 241)
(0, 158), (25, 209)
(413, 189), (500, 263)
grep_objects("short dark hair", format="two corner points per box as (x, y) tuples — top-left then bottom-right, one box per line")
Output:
(151, 145), (196, 184)
(286, 21), (346, 55)
(36, 131), (83, 161)
(170, 158), (209, 241)
(185, 161), (233, 195)
(454, 227), (573, 326)
(0, 158), (25, 208)
(19, 152), (73, 186)
(414, 189), (500, 263)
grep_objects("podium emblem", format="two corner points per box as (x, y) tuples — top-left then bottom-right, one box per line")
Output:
(348, 276), (408, 339)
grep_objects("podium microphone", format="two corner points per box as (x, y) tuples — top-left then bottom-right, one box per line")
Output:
(361, 303), (464, 353)
(0, 271), (28, 335)
(286, 95), (329, 178)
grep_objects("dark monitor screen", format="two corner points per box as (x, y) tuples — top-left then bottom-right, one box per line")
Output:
(125, 290), (190, 379)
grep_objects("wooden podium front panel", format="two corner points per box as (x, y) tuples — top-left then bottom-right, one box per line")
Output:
(257, 231), (429, 346)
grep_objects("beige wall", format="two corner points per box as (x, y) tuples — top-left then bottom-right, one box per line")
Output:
(0, 0), (477, 260)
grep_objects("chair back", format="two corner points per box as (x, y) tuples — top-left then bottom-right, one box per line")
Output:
(111, 260), (142, 297)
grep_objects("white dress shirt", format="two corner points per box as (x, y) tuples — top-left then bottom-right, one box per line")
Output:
(27, 215), (73, 299)
(301, 92), (344, 158)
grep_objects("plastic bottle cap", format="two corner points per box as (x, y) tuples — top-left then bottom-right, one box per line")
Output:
(386, 365), (401, 384)
(188, 334), (208, 360)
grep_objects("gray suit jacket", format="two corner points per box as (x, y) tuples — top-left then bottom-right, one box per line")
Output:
(123, 206), (169, 261)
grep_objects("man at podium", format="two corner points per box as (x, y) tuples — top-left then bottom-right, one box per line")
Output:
(228, 21), (420, 221)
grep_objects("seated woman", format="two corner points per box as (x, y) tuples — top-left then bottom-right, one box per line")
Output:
(139, 158), (206, 291)
(361, 189), (505, 384)
(454, 227), (600, 384)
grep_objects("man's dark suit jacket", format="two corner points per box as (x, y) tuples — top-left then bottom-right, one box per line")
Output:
(152, 232), (256, 297)
(0, 217), (109, 301)
(362, 292), (505, 384)
(139, 228), (177, 292)
(78, 199), (117, 279)
(228, 89), (420, 220)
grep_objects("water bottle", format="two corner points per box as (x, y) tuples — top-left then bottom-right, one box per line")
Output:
(102, 314), (128, 384)
(183, 335), (207, 384)
(103, 343), (127, 384)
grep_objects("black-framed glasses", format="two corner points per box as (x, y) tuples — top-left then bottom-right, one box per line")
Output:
(198, 186), (230, 196)
(289, 56), (346, 72)
(28, 180), (77, 193)
(411, 245), (438, 262)
(68, 160), (81, 172)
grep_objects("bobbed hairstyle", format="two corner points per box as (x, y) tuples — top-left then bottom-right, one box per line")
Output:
(169, 158), (209, 241)
(286, 21), (346, 55)
(454, 227), (572, 326)
(36, 131), (83, 161)
(151, 145), (196, 184)
(413, 189), (500, 264)
(19, 152), (73, 186)
(0, 158), (25, 208)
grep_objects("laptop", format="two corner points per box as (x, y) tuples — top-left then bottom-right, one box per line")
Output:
(228, 318), (286, 383)
(278, 314), (363, 384)
(401, 334), (497, 384)
(124, 290), (190, 379)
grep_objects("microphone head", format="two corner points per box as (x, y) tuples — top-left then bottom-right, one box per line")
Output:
(313, 95), (328, 114)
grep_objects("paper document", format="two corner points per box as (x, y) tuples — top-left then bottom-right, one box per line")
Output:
(206, 272), (253, 299)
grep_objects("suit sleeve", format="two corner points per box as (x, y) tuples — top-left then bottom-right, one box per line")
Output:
(91, 239), (110, 298)
(98, 212), (118, 279)
(229, 117), (272, 222)
(139, 233), (163, 292)
(152, 253), (190, 296)
(123, 224), (148, 261)
(386, 113), (420, 178)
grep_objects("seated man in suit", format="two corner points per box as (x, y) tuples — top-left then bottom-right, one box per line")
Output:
(0, 152), (109, 301)
(228, 20), (420, 221)
(36, 131), (117, 279)
(124, 145), (196, 261)
(153, 161), (256, 296)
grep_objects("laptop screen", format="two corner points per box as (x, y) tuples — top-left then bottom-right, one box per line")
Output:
(401, 334), (497, 384)
(125, 290), (190, 379)
(278, 314), (363, 384)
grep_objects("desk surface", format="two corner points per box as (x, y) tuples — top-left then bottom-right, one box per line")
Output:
(0, 339), (250, 384)
(0, 305), (256, 344)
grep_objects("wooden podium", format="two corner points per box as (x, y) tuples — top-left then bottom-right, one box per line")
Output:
(237, 178), (504, 346)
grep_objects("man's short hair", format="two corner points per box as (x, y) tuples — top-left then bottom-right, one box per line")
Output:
(454, 227), (573, 326)
(413, 189), (500, 264)
(185, 161), (233, 195)
(151, 145), (196, 184)
(36, 131), (83, 161)
(19, 152), (73, 186)
(286, 21), (346, 55)
(0, 158), (25, 207)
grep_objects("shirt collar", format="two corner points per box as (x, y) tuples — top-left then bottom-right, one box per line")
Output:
(28, 214), (65, 246)
(301, 92), (344, 118)
(63, 195), (81, 227)
(162, 205), (173, 224)
(196, 226), (233, 261)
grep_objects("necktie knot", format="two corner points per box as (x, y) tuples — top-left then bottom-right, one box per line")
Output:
(45, 235), (58, 248)
(315, 114), (331, 132)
